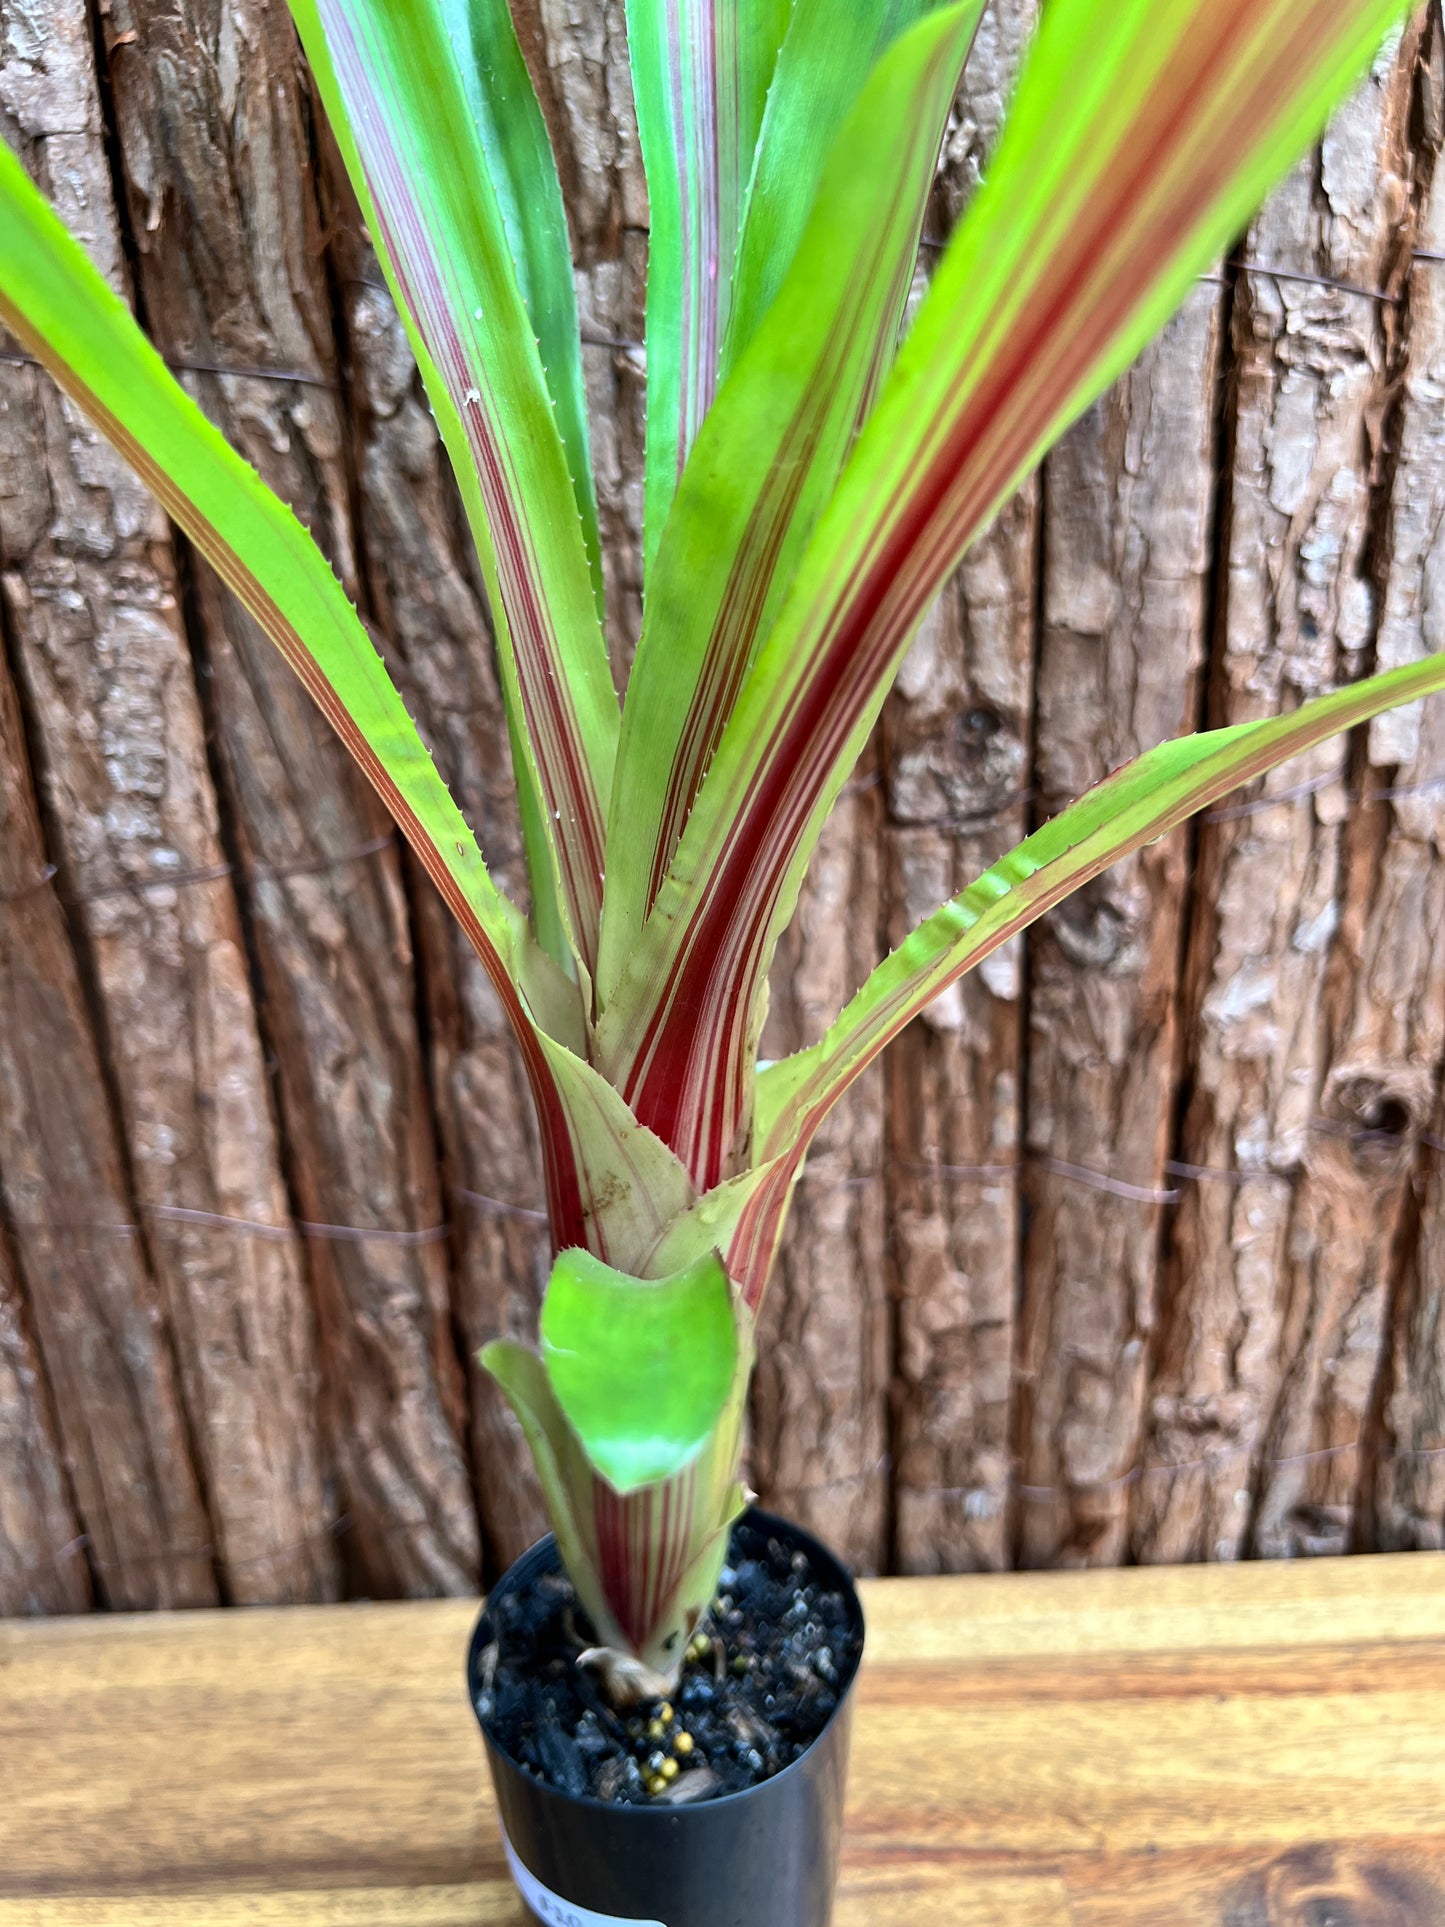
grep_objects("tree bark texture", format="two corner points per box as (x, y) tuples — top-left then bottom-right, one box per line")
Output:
(883, 0), (1039, 1578)
(0, 639), (214, 1609)
(0, 1214), (86, 1614)
(1363, 21), (1445, 1554)
(1137, 20), (1428, 1566)
(1, 0), (338, 1607)
(2, 1), (1444, 1607)
(757, 760), (889, 1572)
(1018, 277), (1225, 1570)
(95, 0), (478, 1597)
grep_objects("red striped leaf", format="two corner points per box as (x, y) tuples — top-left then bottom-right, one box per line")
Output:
(292, 0), (617, 976)
(737, 649), (1445, 1307)
(597, 6), (983, 1004)
(599, 0), (1413, 1188)
(483, 1257), (753, 1682)
(0, 137), (627, 1251)
(626, 0), (793, 568)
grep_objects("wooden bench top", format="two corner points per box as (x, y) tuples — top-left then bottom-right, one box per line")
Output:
(2, 1551), (1442, 1924)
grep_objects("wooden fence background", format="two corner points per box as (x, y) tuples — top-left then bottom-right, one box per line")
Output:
(1, 0), (1444, 1615)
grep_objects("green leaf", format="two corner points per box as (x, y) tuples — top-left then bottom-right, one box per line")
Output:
(641, 1157), (801, 1319)
(533, 1031), (697, 1273)
(437, 0), (605, 965)
(756, 648), (1445, 1175)
(598, 4), (983, 1006)
(542, 1248), (738, 1492)
(626, 0), (793, 569)
(480, 1338), (631, 1652)
(0, 136), (651, 1271)
(600, 0), (1412, 1189)
(508, 700), (572, 975)
(0, 138), (565, 1032)
(292, 0), (617, 975)
(439, 0), (602, 609)
(484, 1273), (754, 1682)
(723, 0), (969, 375)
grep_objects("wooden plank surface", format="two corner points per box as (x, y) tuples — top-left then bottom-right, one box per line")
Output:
(2, 1556), (1442, 1924)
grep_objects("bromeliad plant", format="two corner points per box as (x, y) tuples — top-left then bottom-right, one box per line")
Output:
(1, 0), (1436, 1690)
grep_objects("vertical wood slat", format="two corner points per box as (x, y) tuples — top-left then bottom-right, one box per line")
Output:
(95, 0), (478, 1596)
(1136, 30), (1422, 1564)
(0, 0), (220, 1612)
(757, 766), (889, 1573)
(1241, 22), (1432, 1563)
(1360, 17), (1445, 1554)
(0, 644), (214, 1609)
(1017, 282), (1224, 1567)
(0, 1215), (87, 1615)
(318, 148), (552, 1574)
(1390, 1120), (1445, 1549)
(0, 0), (338, 1608)
(885, 503), (1035, 1574)
(884, 0), (1040, 1576)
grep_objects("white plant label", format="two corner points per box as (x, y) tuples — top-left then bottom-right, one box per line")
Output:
(503, 1831), (668, 1927)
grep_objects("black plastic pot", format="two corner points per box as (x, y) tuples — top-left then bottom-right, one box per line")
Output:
(467, 1507), (864, 1927)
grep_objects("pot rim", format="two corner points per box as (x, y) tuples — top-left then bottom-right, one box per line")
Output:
(467, 1504), (866, 1819)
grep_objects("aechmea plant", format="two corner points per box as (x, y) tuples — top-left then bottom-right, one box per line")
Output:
(0, 0), (1434, 1692)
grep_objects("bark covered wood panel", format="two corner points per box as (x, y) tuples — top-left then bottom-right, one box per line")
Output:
(0, 0), (1443, 1605)
(757, 764), (890, 1572)
(0, 640), (214, 1609)
(1363, 19), (1445, 1553)
(0, 1213), (85, 1614)
(883, 0), (1039, 1578)
(1218, 26), (1430, 1567)
(0, 0), (337, 1608)
(94, 0), (478, 1596)
(1136, 22), (1427, 1566)
(316, 139), (555, 1577)
(1018, 277), (1224, 1569)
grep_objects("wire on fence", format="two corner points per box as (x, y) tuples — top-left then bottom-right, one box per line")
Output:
(814, 1117), (1444, 1207)
(8, 1180), (554, 1251)
(1014, 1435), (1445, 1503)
(0, 831), (399, 912)
(56, 1425), (1445, 1583)
(453, 1185), (549, 1225)
(8, 751), (1444, 917)
(5, 248), (1440, 402)
(0, 343), (336, 390)
(13, 1111), (1441, 1263)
